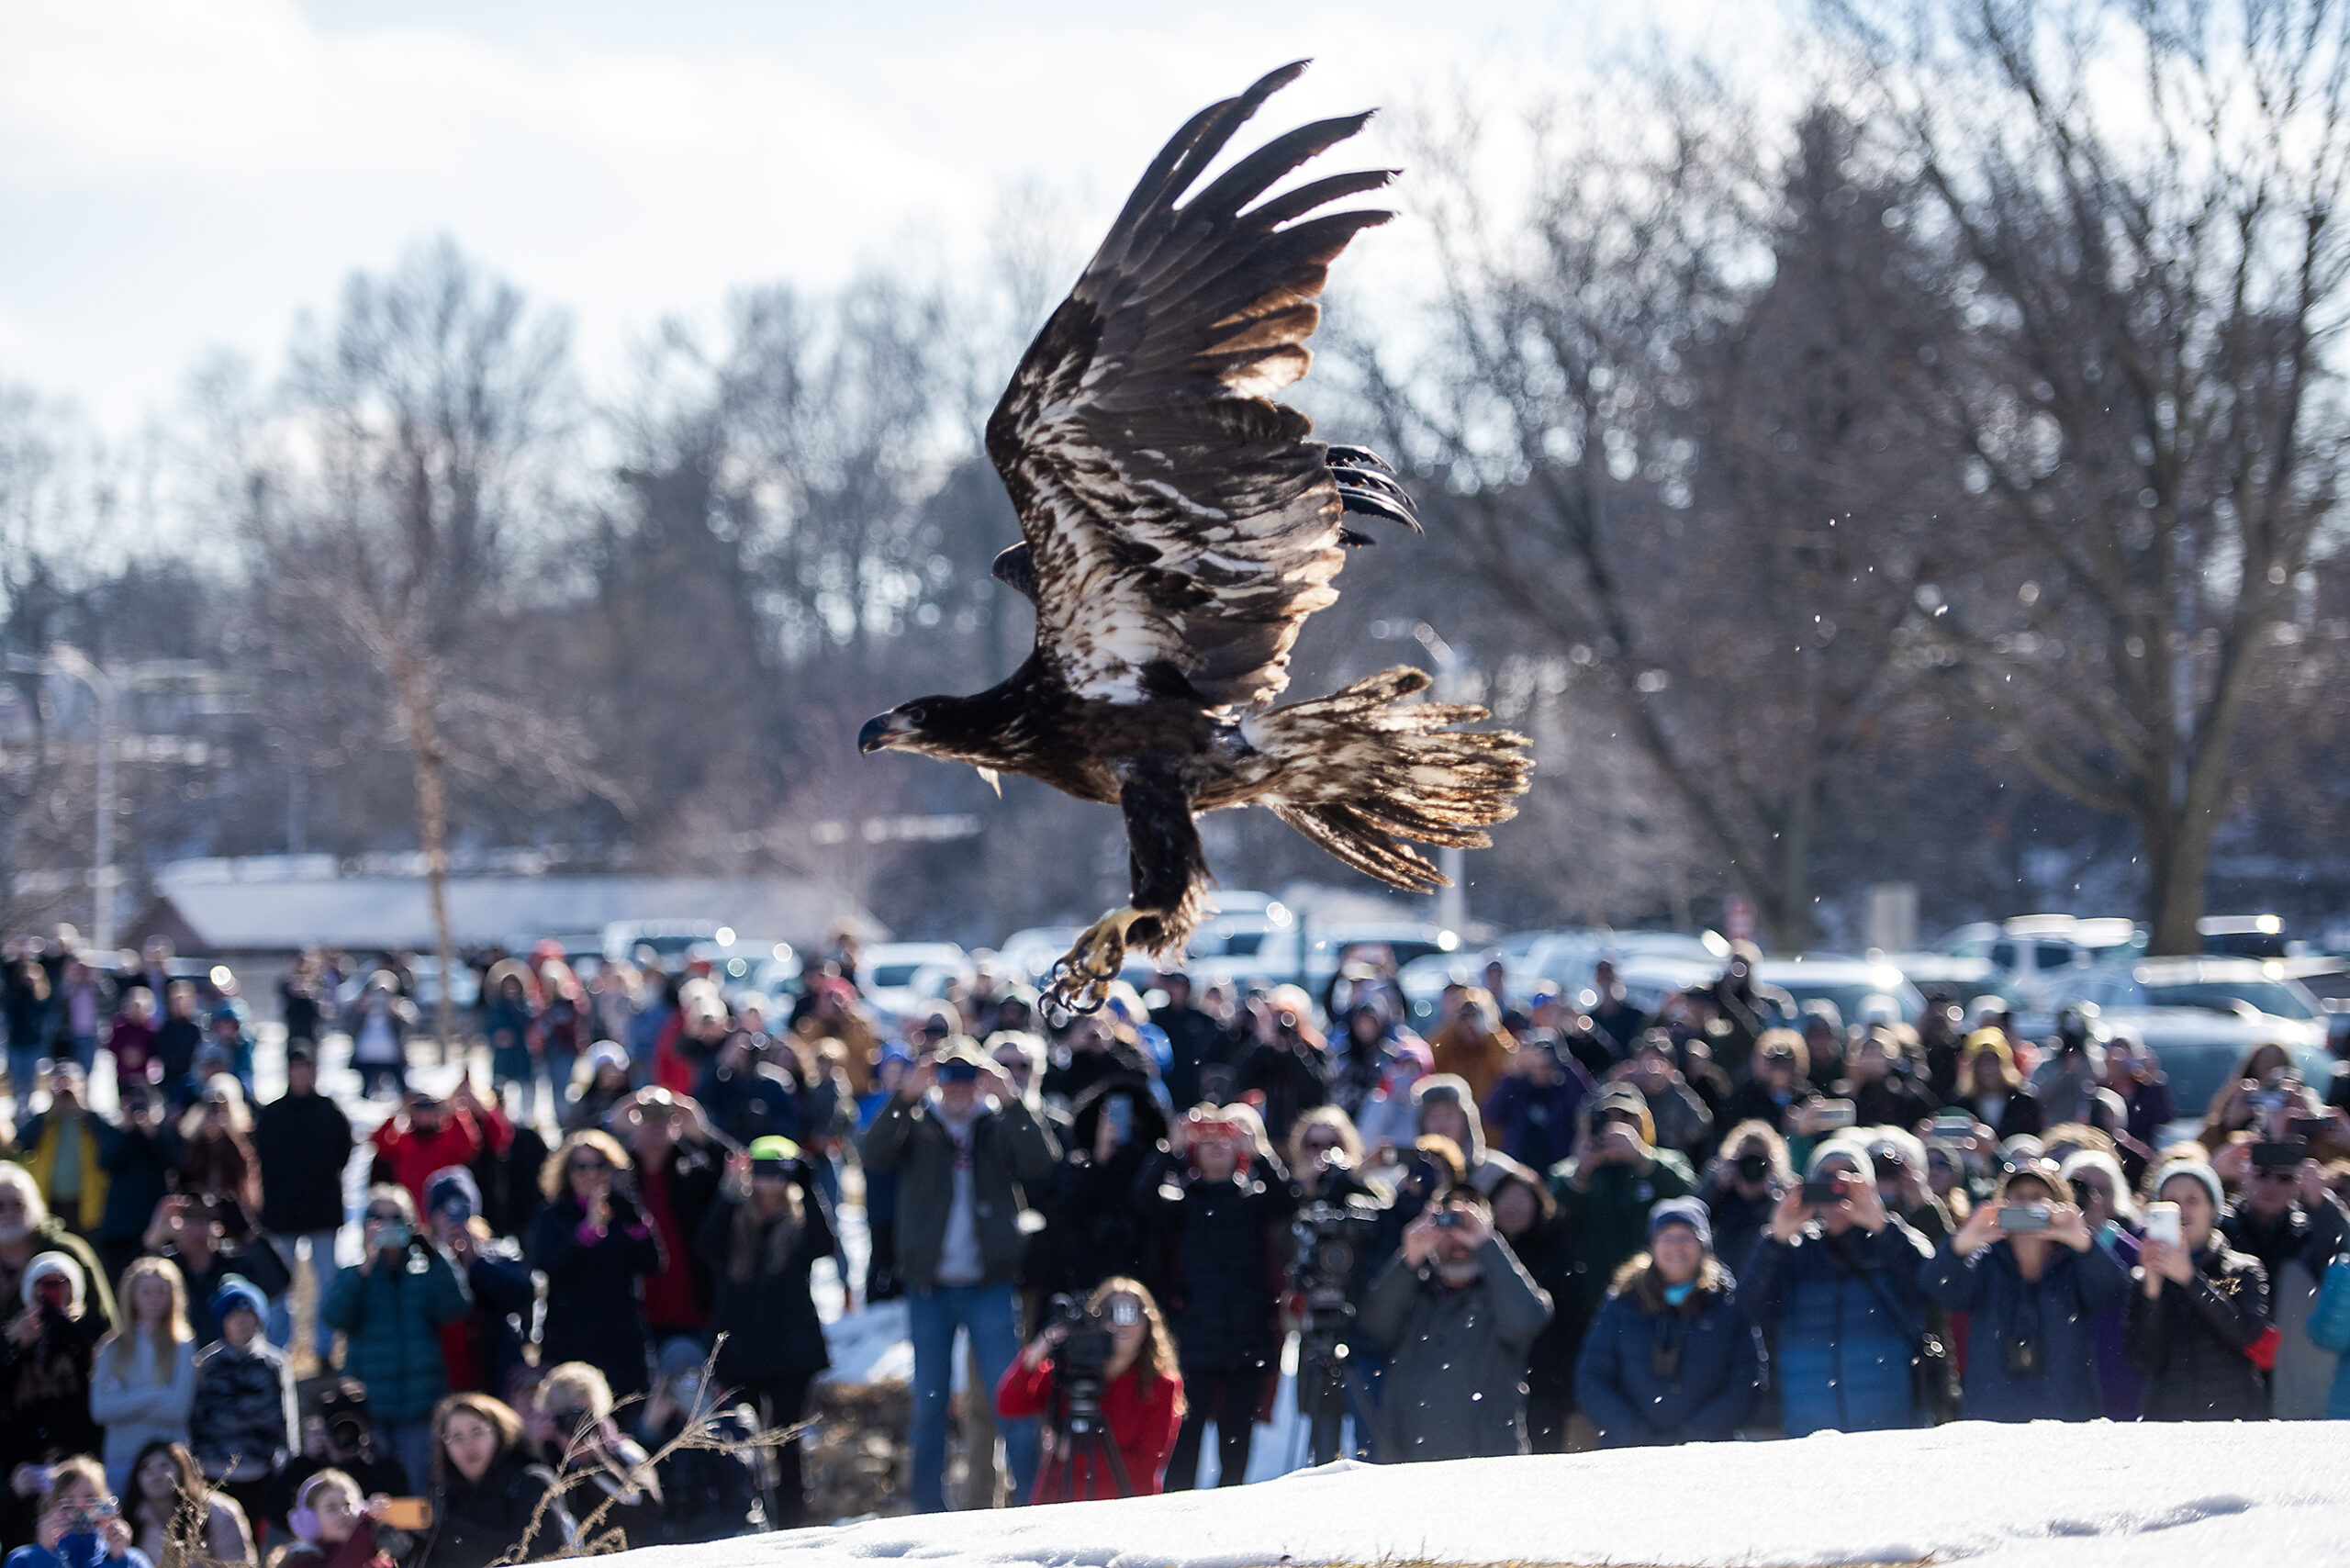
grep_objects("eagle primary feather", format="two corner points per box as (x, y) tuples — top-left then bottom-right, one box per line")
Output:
(860, 62), (1532, 1008)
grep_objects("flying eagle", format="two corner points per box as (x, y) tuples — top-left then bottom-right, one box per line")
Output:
(860, 61), (1532, 1010)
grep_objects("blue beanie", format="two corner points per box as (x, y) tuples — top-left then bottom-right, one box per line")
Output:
(1648, 1195), (1713, 1252)
(208, 1274), (266, 1327)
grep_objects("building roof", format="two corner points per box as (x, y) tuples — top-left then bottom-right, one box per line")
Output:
(129, 869), (878, 955)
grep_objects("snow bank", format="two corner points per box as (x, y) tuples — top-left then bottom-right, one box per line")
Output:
(620, 1420), (2349, 1568)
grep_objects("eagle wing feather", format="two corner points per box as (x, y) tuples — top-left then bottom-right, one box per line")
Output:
(985, 61), (1405, 710)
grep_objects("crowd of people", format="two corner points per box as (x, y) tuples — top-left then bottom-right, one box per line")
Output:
(0, 923), (2346, 1564)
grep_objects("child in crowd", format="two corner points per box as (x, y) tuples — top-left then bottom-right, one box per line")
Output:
(189, 1276), (296, 1526)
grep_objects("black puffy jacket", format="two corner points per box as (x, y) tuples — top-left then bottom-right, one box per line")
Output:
(420, 1452), (571, 1568)
(2126, 1242), (2269, 1421)
(697, 1186), (835, 1382)
(1134, 1150), (1296, 1371)
(529, 1193), (664, 1397)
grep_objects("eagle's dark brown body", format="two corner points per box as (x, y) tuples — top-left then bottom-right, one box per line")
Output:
(858, 62), (1532, 998)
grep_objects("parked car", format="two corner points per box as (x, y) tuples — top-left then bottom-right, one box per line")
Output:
(1755, 955), (1928, 1027)
(1919, 914), (2143, 1011)
(857, 941), (974, 1022)
(2064, 958), (2334, 1139)
(601, 919), (727, 964)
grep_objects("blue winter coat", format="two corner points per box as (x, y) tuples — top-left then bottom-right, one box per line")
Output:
(1740, 1219), (1933, 1436)
(1919, 1236), (2129, 1422)
(1574, 1263), (1762, 1446)
(321, 1244), (471, 1422)
(2304, 1254), (2350, 1420)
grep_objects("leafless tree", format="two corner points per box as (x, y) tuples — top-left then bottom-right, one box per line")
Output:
(1835, 0), (2350, 950)
(252, 239), (580, 1044)
(1352, 85), (1957, 946)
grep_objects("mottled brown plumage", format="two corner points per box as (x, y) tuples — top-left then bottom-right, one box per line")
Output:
(859, 62), (1531, 1006)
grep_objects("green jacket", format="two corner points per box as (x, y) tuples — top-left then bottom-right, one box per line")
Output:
(322, 1245), (470, 1422)
(857, 1092), (1057, 1290)
(1544, 1149), (1696, 1321)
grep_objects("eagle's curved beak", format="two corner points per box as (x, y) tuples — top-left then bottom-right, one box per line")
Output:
(858, 711), (912, 755)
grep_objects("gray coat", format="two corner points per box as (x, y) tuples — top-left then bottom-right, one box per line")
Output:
(1361, 1236), (1553, 1461)
(857, 1092), (1057, 1290)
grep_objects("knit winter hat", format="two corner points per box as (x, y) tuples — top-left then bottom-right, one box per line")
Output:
(2150, 1158), (2226, 1216)
(208, 1274), (266, 1327)
(424, 1165), (483, 1219)
(1648, 1196), (1713, 1251)
(20, 1251), (83, 1311)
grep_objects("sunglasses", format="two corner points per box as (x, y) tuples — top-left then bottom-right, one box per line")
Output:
(1302, 1137), (1341, 1153)
(568, 1158), (612, 1174)
(2252, 1168), (2299, 1183)
(364, 1210), (405, 1224)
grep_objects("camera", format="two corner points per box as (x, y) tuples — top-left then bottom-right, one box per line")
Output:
(1044, 1294), (1117, 1427)
(1733, 1151), (1771, 1183)
(1801, 1176), (1846, 1207)
(317, 1380), (374, 1456)
(1288, 1197), (1382, 1466)
(1998, 1204), (2052, 1233)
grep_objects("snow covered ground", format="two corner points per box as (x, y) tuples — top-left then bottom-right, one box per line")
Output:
(619, 1420), (2349, 1568)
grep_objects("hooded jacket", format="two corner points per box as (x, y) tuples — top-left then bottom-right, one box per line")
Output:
(1920, 1235), (2130, 1422)
(1575, 1254), (1762, 1446)
(1360, 1236), (1553, 1461)
(321, 1243), (472, 1423)
(1132, 1150), (1296, 1371)
(1740, 1217), (1934, 1436)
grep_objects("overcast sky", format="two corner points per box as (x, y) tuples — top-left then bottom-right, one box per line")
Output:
(0, 0), (1777, 433)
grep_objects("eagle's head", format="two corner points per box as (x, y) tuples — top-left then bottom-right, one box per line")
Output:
(857, 698), (946, 757)
(857, 692), (1019, 777)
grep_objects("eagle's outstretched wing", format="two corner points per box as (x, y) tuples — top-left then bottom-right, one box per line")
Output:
(986, 61), (1412, 711)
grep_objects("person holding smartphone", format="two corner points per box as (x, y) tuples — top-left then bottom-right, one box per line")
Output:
(2128, 1159), (2270, 1420)
(270, 1468), (408, 1568)
(1740, 1137), (1935, 1436)
(694, 1137), (835, 1529)
(1920, 1159), (2126, 1421)
(3, 1457), (144, 1568)
(322, 1186), (471, 1488)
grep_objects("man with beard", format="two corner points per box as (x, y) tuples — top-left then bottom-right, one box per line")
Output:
(1360, 1187), (1552, 1460)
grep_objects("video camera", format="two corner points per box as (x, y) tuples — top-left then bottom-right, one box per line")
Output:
(1290, 1197), (1381, 1335)
(1044, 1294), (1118, 1425)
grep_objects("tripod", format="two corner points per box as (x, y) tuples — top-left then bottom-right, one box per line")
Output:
(1047, 1394), (1133, 1501)
(1296, 1316), (1385, 1467)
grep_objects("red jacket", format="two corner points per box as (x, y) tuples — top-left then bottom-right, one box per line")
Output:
(995, 1354), (1183, 1503)
(370, 1106), (509, 1210)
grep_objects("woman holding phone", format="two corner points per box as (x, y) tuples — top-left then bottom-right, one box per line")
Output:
(1919, 1159), (2128, 1420)
(2126, 1159), (2270, 1420)
(3, 1458), (146, 1568)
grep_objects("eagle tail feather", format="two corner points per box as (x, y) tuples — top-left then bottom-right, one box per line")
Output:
(1255, 665), (1532, 893)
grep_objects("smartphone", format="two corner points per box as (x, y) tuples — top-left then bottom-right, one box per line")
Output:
(2287, 1116), (2332, 1144)
(1432, 1210), (1462, 1229)
(1103, 1093), (1134, 1147)
(1998, 1203), (2052, 1233)
(1813, 1099), (1857, 1129)
(377, 1498), (433, 1531)
(1801, 1177), (1847, 1207)
(1930, 1111), (1975, 1138)
(60, 1499), (115, 1533)
(2143, 1201), (2181, 1247)
(2250, 1140), (2309, 1171)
